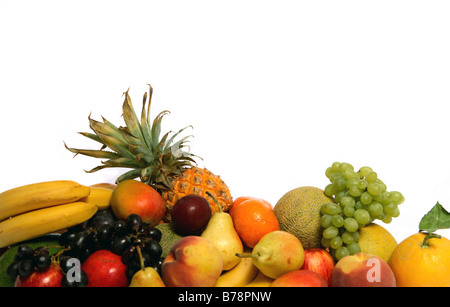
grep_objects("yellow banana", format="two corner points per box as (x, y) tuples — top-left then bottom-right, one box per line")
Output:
(244, 271), (274, 287)
(215, 257), (259, 287)
(0, 201), (97, 248)
(80, 187), (113, 210)
(0, 180), (91, 221)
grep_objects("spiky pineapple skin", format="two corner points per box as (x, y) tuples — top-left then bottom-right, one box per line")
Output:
(162, 167), (233, 222)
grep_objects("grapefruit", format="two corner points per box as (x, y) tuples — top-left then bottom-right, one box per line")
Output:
(274, 186), (333, 249)
(358, 223), (398, 263)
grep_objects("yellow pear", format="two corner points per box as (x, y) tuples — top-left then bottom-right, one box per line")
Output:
(241, 230), (304, 279)
(201, 192), (244, 271)
(129, 246), (165, 287)
(129, 267), (166, 287)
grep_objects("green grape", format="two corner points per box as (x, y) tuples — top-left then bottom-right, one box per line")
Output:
(390, 206), (400, 218)
(354, 209), (371, 225)
(334, 190), (348, 203)
(343, 206), (355, 217)
(360, 192), (373, 205)
(347, 242), (361, 255)
(343, 218), (359, 232)
(382, 215), (392, 224)
(383, 203), (397, 216)
(343, 170), (359, 180)
(358, 166), (373, 178)
(352, 231), (360, 242)
(341, 231), (354, 245)
(335, 246), (350, 260)
(355, 201), (363, 210)
(332, 215), (344, 227)
(338, 162), (354, 172)
(346, 178), (359, 189)
(321, 237), (331, 248)
(324, 184), (336, 197)
(329, 171), (344, 182)
(349, 185), (363, 197)
(368, 202), (383, 218)
(376, 179), (387, 192)
(325, 167), (334, 179)
(340, 196), (355, 207)
(357, 179), (368, 190)
(320, 214), (333, 228)
(323, 226), (339, 239)
(331, 162), (341, 172)
(390, 191), (404, 205)
(365, 171), (378, 183)
(321, 203), (342, 215)
(367, 182), (381, 196)
(334, 177), (346, 191)
(330, 236), (343, 249)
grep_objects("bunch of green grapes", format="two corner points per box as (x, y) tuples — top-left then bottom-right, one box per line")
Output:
(320, 162), (404, 261)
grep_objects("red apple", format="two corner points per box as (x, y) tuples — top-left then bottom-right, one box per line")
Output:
(301, 248), (335, 286)
(15, 264), (63, 287)
(81, 250), (128, 287)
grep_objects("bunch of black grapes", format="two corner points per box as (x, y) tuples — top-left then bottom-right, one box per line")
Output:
(58, 209), (163, 282)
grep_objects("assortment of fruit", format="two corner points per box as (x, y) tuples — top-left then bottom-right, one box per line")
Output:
(1, 86), (450, 287)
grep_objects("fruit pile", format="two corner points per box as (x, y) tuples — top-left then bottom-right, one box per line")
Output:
(1, 86), (450, 287)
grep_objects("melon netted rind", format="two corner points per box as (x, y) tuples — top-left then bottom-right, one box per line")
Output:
(274, 186), (334, 250)
(155, 223), (184, 258)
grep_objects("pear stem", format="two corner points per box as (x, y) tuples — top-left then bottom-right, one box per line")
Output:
(206, 191), (223, 213)
(235, 252), (253, 258)
(136, 245), (145, 271)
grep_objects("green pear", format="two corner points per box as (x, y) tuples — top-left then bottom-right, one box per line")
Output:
(129, 246), (165, 287)
(201, 192), (244, 270)
(240, 230), (304, 279)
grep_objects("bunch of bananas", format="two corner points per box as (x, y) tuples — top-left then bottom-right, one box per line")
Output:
(214, 250), (274, 287)
(0, 180), (113, 248)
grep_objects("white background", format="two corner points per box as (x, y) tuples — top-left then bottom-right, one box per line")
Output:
(1, 0), (449, 243)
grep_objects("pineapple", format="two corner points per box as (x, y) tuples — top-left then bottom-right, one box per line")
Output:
(65, 85), (233, 221)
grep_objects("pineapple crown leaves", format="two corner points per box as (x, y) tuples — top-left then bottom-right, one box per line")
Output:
(65, 85), (201, 189)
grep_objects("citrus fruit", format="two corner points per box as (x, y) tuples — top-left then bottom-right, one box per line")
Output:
(274, 186), (334, 249)
(358, 223), (398, 263)
(232, 198), (280, 248)
(389, 232), (450, 287)
(229, 196), (271, 219)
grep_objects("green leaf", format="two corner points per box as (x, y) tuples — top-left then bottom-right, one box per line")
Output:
(419, 202), (450, 233)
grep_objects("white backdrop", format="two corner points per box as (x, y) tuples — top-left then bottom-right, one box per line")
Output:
(1, 0), (449, 243)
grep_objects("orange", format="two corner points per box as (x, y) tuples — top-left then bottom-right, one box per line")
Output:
(229, 196), (272, 219)
(232, 198), (280, 248)
(389, 232), (450, 287)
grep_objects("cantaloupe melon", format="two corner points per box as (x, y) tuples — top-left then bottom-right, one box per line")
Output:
(274, 186), (333, 249)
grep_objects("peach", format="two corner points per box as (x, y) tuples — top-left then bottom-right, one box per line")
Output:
(331, 253), (396, 287)
(271, 270), (328, 287)
(161, 236), (223, 287)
